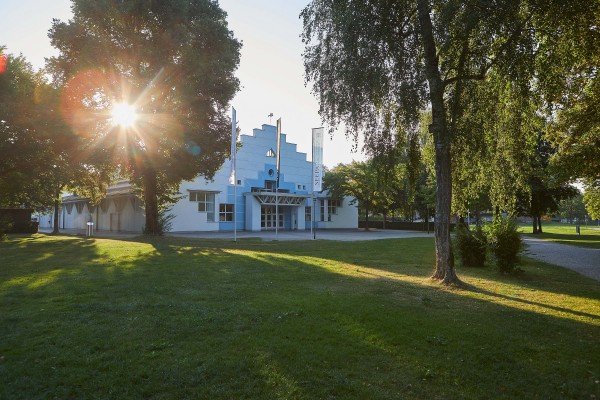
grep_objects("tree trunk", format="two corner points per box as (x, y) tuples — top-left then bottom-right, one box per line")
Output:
(52, 188), (61, 234)
(52, 198), (60, 234)
(143, 167), (160, 235)
(365, 206), (370, 231)
(537, 215), (543, 233)
(532, 215), (538, 234)
(417, 0), (458, 284)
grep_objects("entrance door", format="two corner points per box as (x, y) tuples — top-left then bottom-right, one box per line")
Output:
(110, 213), (120, 232)
(261, 206), (283, 230)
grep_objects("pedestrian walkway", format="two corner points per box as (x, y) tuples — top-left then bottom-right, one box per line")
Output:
(167, 228), (433, 241)
(38, 227), (432, 242)
(523, 236), (600, 282)
(37, 227), (140, 239)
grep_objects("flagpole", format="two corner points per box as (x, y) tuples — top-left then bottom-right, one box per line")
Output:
(311, 128), (314, 240)
(231, 107), (237, 242)
(275, 118), (281, 241)
(233, 166), (237, 243)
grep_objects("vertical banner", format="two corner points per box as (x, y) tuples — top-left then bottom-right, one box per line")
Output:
(229, 107), (237, 185)
(230, 107), (237, 242)
(276, 118), (282, 188)
(312, 127), (324, 192)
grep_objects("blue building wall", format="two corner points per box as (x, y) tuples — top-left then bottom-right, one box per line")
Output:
(168, 124), (357, 232)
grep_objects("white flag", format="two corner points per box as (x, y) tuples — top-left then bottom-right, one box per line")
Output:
(276, 118), (282, 188)
(312, 127), (324, 192)
(229, 107), (237, 185)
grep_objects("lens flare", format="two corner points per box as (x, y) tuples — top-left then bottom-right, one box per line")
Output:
(0, 53), (7, 75)
(111, 102), (137, 128)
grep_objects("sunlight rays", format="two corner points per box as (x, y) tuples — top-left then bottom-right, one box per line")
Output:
(59, 67), (185, 169)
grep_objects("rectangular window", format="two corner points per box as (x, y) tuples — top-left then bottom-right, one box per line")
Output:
(219, 204), (234, 222)
(189, 191), (215, 222)
(328, 199), (341, 221)
(305, 205), (311, 222)
(265, 180), (276, 192)
(320, 199), (325, 222)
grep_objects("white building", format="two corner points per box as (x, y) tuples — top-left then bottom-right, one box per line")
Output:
(38, 124), (358, 233)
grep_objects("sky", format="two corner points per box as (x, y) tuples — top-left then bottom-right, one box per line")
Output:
(0, 0), (365, 168)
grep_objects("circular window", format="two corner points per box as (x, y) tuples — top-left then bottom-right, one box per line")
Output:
(268, 169), (274, 177)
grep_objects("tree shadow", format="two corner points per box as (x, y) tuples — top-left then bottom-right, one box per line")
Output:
(1, 234), (599, 399)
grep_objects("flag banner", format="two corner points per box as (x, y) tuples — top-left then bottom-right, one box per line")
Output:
(312, 127), (324, 192)
(229, 107), (237, 185)
(276, 118), (282, 188)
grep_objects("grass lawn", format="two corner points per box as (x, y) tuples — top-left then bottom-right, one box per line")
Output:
(518, 222), (600, 249)
(1, 234), (599, 399)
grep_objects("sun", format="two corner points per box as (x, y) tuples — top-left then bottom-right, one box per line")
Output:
(111, 102), (137, 128)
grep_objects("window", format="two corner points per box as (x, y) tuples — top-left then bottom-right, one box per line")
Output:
(265, 180), (276, 192)
(328, 199), (341, 221)
(189, 191), (215, 221)
(305, 205), (312, 222)
(320, 199), (325, 222)
(219, 204), (234, 222)
(266, 148), (276, 157)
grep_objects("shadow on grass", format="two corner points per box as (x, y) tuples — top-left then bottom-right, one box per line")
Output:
(528, 233), (600, 249)
(1, 234), (599, 399)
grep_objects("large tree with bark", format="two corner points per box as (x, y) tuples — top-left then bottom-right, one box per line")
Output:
(301, 0), (598, 284)
(48, 0), (241, 234)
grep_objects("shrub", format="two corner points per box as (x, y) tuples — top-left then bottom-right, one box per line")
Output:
(485, 217), (522, 273)
(455, 223), (487, 267)
(0, 217), (13, 241)
(143, 206), (175, 235)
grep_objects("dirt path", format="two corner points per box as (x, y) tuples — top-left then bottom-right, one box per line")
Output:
(523, 236), (600, 281)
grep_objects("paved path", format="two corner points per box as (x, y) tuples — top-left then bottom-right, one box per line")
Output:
(39, 227), (432, 242)
(523, 236), (600, 281)
(168, 228), (433, 242)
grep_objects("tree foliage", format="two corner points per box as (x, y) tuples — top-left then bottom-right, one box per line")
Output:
(583, 186), (600, 221)
(0, 52), (56, 210)
(301, 0), (599, 283)
(48, 0), (241, 234)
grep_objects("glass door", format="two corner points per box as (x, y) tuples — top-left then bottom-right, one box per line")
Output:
(261, 206), (284, 229)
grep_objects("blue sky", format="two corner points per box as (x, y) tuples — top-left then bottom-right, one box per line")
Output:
(0, 0), (364, 167)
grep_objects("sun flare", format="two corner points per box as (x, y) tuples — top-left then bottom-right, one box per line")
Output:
(111, 102), (137, 128)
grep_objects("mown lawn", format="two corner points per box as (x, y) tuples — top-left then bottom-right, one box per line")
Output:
(1, 234), (599, 399)
(519, 222), (600, 249)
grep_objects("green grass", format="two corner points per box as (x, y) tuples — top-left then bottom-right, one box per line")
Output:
(1, 234), (599, 399)
(519, 222), (600, 249)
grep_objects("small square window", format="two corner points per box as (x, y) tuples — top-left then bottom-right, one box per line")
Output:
(219, 204), (234, 222)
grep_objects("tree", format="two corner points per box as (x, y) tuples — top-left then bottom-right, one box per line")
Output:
(583, 187), (600, 221)
(301, 0), (598, 283)
(0, 52), (57, 210)
(323, 161), (388, 230)
(516, 134), (578, 233)
(48, 0), (241, 234)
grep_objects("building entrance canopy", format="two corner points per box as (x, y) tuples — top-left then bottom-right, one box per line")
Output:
(248, 191), (310, 206)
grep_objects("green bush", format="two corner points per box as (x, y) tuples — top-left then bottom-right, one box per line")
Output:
(485, 217), (522, 273)
(455, 223), (487, 267)
(0, 217), (13, 241)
